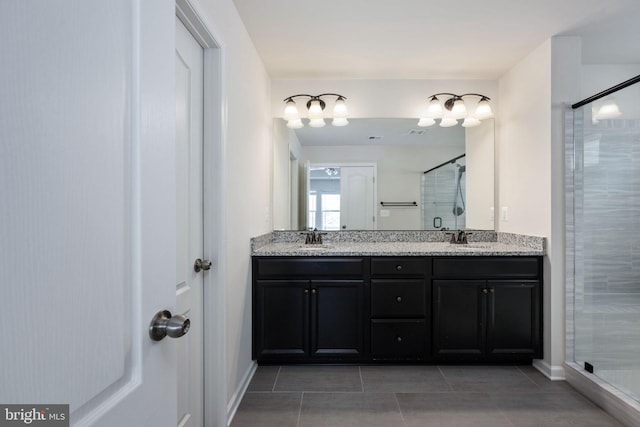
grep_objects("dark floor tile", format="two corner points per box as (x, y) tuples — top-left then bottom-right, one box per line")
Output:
(397, 392), (512, 427)
(298, 392), (403, 427)
(439, 365), (538, 392)
(247, 366), (280, 392)
(516, 366), (578, 393)
(361, 365), (452, 393)
(274, 365), (363, 392)
(491, 391), (623, 426)
(230, 392), (301, 427)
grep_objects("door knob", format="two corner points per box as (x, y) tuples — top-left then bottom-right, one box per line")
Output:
(149, 310), (190, 341)
(194, 258), (212, 272)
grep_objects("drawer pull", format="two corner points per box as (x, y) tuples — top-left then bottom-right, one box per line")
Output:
(396, 296), (402, 302)
(396, 336), (403, 342)
(396, 265), (403, 271)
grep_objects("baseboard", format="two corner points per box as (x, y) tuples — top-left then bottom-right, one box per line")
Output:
(226, 361), (257, 426)
(532, 359), (566, 380)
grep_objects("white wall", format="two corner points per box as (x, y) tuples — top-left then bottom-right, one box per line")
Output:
(273, 120), (302, 229)
(195, 0), (272, 418)
(465, 121), (495, 230)
(497, 36), (582, 378)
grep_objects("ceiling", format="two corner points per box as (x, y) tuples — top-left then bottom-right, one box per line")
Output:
(232, 0), (640, 79)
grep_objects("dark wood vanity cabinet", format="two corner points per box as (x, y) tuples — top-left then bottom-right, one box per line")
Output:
(252, 255), (542, 364)
(370, 257), (429, 360)
(252, 257), (365, 361)
(432, 257), (542, 362)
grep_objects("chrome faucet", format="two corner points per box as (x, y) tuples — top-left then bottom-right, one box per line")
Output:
(446, 229), (472, 244)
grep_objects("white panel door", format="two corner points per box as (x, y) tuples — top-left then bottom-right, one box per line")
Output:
(0, 1), (177, 426)
(175, 17), (205, 427)
(340, 166), (376, 230)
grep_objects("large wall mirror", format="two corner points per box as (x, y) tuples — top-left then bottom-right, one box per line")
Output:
(273, 117), (495, 231)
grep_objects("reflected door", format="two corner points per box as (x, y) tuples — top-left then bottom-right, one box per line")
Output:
(340, 166), (375, 230)
(307, 165), (376, 230)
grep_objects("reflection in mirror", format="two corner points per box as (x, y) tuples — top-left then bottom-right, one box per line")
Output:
(272, 118), (494, 231)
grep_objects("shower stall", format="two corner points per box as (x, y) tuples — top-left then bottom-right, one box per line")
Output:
(567, 74), (640, 423)
(422, 154), (466, 230)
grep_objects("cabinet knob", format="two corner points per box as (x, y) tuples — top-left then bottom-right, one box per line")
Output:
(396, 296), (402, 302)
(490, 288), (495, 293)
(304, 289), (309, 294)
(396, 265), (402, 271)
(312, 289), (316, 294)
(396, 336), (403, 342)
(482, 288), (489, 294)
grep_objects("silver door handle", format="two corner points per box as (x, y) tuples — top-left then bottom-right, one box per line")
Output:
(194, 258), (212, 272)
(149, 310), (190, 341)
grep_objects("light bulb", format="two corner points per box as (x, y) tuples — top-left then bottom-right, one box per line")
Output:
(451, 98), (467, 119)
(332, 117), (348, 127)
(418, 117), (436, 127)
(283, 99), (299, 121)
(308, 117), (326, 128)
(333, 98), (348, 118)
(461, 117), (481, 128)
(596, 101), (621, 119)
(286, 118), (303, 129)
(307, 99), (324, 120)
(475, 98), (493, 120)
(426, 97), (443, 118)
(439, 117), (458, 127)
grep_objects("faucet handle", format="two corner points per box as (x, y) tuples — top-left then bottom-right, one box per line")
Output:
(445, 232), (457, 244)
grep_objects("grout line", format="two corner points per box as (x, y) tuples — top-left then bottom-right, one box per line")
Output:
(437, 365), (455, 391)
(393, 393), (407, 427)
(272, 366), (282, 392)
(296, 392), (303, 427)
(359, 365), (364, 392)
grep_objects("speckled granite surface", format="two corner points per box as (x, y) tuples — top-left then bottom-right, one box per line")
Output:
(251, 230), (545, 257)
(270, 230), (498, 243)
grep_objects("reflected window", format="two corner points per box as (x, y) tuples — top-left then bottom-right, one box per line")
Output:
(308, 191), (341, 230)
(321, 194), (340, 230)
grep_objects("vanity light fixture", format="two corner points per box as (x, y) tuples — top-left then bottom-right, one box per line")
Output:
(283, 93), (348, 129)
(418, 93), (493, 128)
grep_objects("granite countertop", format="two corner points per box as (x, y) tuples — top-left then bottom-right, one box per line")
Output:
(251, 241), (544, 257)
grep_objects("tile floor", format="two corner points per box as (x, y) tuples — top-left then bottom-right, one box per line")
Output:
(230, 365), (623, 427)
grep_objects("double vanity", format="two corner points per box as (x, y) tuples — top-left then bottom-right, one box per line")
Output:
(251, 231), (544, 365)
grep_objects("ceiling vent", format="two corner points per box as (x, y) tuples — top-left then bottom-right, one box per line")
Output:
(408, 129), (426, 135)
(368, 136), (384, 140)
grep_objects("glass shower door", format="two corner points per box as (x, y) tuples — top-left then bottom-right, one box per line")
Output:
(422, 155), (466, 230)
(572, 77), (640, 403)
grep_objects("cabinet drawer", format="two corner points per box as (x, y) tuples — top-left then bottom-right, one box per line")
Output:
(432, 257), (540, 279)
(255, 257), (365, 278)
(371, 257), (425, 277)
(371, 280), (425, 317)
(371, 320), (426, 358)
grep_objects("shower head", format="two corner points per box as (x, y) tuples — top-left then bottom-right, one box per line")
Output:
(457, 165), (466, 173)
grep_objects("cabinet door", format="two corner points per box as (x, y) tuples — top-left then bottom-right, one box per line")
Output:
(254, 280), (309, 359)
(311, 280), (364, 358)
(487, 281), (541, 358)
(433, 280), (485, 359)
